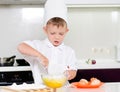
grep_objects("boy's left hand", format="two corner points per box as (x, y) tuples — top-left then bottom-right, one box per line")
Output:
(65, 70), (77, 80)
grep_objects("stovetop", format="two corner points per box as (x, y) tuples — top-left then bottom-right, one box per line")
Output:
(0, 58), (30, 67)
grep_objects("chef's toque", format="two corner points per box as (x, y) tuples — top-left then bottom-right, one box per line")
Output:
(44, 0), (68, 26)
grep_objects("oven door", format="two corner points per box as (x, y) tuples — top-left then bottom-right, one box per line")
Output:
(0, 71), (34, 86)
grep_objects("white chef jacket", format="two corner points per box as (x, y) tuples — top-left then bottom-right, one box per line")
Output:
(23, 38), (77, 85)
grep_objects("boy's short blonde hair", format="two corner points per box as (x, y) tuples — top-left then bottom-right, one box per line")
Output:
(46, 17), (67, 28)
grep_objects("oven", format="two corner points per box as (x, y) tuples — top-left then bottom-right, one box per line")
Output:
(0, 59), (34, 86)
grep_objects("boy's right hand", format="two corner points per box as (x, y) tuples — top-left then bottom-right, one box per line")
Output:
(38, 55), (49, 67)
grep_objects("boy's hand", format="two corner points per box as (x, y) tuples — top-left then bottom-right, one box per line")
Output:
(38, 55), (49, 67)
(65, 70), (77, 80)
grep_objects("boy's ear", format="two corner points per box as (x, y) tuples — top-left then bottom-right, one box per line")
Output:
(66, 28), (69, 32)
(43, 26), (47, 34)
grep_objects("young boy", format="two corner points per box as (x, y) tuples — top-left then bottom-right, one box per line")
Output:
(18, 0), (77, 84)
(17, 17), (77, 84)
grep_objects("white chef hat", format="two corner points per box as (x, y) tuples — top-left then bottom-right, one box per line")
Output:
(43, 0), (68, 26)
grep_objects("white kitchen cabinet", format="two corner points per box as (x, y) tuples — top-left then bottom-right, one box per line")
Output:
(66, 0), (120, 5)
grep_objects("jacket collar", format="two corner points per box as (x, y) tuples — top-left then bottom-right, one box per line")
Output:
(44, 38), (65, 51)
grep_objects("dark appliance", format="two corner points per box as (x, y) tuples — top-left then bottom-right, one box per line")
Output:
(0, 55), (16, 66)
(0, 71), (34, 86)
(0, 59), (34, 86)
(16, 59), (30, 66)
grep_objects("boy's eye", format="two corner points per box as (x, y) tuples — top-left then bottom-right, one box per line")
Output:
(50, 32), (55, 35)
(59, 33), (64, 35)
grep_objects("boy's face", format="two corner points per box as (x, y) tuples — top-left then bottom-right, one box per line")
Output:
(44, 24), (68, 46)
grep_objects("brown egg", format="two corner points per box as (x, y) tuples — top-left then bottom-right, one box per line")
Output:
(90, 77), (101, 85)
(79, 79), (89, 85)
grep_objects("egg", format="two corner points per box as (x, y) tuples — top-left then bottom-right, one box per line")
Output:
(79, 79), (89, 85)
(90, 77), (101, 85)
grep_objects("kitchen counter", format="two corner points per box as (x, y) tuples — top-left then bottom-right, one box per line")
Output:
(0, 59), (120, 72)
(76, 59), (120, 69)
(0, 66), (31, 72)
(0, 62), (120, 72)
(0, 82), (120, 92)
(76, 63), (120, 69)
(0, 61), (120, 72)
(65, 82), (120, 92)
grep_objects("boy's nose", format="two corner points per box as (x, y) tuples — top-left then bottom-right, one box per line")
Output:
(55, 35), (60, 39)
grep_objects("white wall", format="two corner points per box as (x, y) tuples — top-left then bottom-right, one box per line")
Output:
(66, 7), (120, 60)
(0, 6), (46, 58)
(0, 5), (120, 61)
